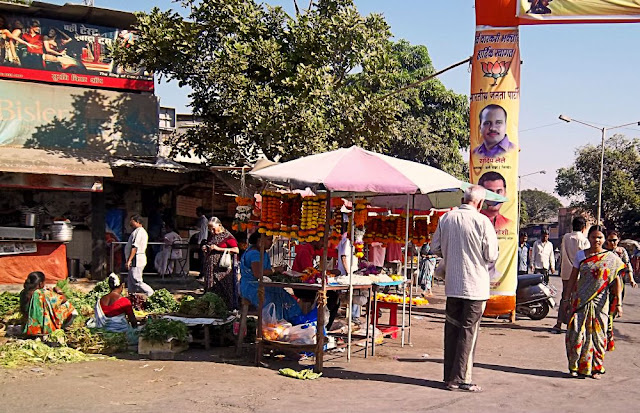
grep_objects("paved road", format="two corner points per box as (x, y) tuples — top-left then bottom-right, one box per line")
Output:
(1, 277), (639, 412)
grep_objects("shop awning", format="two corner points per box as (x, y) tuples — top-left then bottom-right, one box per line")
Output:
(0, 148), (113, 178)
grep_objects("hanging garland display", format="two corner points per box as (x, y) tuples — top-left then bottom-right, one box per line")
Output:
(299, 194), (327, 242)
(411, 217), (429, 246)
(280, 193), (302, 237)
(258, 191), (282, 236)
(232, 196), (255, 232)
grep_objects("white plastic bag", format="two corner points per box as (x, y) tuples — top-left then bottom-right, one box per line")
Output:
(262, 303), (291, 341)
(287, 323), (317, 345)
(219, 250), (232, 269)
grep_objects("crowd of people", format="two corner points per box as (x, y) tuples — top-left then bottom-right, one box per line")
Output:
(15, 187), (638, 392)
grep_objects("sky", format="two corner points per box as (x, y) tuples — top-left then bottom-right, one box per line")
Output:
(48, 0), (640, 202)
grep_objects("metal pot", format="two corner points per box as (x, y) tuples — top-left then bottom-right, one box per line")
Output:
(21, 212), (38, 227)
(51, 221), (73, 241)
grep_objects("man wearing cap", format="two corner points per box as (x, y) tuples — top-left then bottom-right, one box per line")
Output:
(532, 229), (555, 283)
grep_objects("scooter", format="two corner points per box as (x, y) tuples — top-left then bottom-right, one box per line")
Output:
(516, 273), (557, 320)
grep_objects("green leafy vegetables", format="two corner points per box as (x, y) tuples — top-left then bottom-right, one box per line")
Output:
(140, 318), (188, 343)
(178, 293), (227, 318)
(0, 339), (99, 368)
(144, 288), (179, 314)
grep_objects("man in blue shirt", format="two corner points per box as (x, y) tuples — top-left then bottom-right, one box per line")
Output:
(517, 232), (531, 275)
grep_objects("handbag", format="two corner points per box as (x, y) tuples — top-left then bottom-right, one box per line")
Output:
(219, 250), (232, 269)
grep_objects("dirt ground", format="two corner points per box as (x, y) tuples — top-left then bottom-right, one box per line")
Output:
(2, 274), (640, 413)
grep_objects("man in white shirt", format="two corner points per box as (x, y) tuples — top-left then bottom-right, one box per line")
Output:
(532, 229), (555, 283)
(431, 185), (499, 392)
(196, 207), (208, 244)
(125, 215), (154, 296)
(552, 217), (589, 333)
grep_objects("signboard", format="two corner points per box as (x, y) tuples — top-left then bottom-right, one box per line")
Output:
(0, 241), (37, 256)
(518, 0), (640, 21)
(0, 80), (158, 156)
(0, 172), (103, 191)
(0, 12), (152, 91)
(469, 29), (521, 314)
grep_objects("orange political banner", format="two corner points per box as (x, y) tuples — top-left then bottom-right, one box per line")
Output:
(469, 29), (521, 314)
(518, 0), (640, 21)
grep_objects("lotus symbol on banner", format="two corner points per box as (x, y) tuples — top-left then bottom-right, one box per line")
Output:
(481, 61), (511, 86)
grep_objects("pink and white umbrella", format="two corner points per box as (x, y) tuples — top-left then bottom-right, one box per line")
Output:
(250, 146), (462, 195)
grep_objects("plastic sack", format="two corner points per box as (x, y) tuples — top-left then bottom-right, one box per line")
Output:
(291, 307), (318, 326)
(287, 323), (317, 345)
(262, 302), (292, 341)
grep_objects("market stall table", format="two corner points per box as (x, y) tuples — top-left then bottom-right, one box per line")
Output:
(161, 314), (237, 350)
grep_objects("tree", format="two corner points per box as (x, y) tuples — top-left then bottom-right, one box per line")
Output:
(385, 40), (469, 178)
(114, 0), (469, 176)
(519, 189), (562, 225)
(556, 134), (640, 236)
(114, 0), (401, 166)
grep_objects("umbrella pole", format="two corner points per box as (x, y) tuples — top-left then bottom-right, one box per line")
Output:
(347, 193), (355, 361)
(315, 190), (331, 373)
(401, 195), (409, 347)
(408, 194), (415, 345)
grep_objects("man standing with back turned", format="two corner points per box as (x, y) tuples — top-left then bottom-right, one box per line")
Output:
(431, 185), (499, 393)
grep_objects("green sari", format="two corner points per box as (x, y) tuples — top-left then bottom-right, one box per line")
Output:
(23, 288), (76, 336)
(566, 250), (624, 376)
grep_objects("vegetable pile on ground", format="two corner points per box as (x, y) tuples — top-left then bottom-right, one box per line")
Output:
(140, 318), (188, 343)
(178, 293), (227, 318)
(144, 288), (179, 314)
(0, 338), (100, 368)
(53, 327), (129, 354)
(55, 279), (110, 317)
(0, 292), (21, 322)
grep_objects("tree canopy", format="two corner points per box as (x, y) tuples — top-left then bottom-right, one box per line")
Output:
(556, 134), (640, 236)
(519, 189), (562, 225)
(114, 0), (468, 178)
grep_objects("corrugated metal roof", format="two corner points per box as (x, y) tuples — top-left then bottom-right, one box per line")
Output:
(0, 147), (113, 177)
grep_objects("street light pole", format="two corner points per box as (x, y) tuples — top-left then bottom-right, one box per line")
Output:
(559, 115), (640, 225)
(597, 127), (606, 225)
(518, 170), (546, 230)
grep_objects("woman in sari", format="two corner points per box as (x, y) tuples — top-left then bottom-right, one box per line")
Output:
(202, 217), (239, 310)
(418, 241), (437, 297)
(240, 232), (302, 322)
(20, 271), (76, 336)
(564, 226), (624, 379)
(90, 273), (138, 333)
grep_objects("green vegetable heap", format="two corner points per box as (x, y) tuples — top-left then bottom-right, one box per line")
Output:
(178, 293), (227, 318)
(55, 279), (110, 318)
(0, 292), (21, 322)
(144, 288), (179, 314)
(0, 339), (99, 368)
(140, 318), (188, 343)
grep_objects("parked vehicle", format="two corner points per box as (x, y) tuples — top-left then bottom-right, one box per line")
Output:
(516, 273), (556, 320)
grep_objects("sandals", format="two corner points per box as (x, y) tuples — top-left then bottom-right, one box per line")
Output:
(446, 382), (482, 392)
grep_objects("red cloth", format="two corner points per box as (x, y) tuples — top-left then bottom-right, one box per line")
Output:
(386, 242), (403, 262)
(215, 237), (238, 248)
(22, 33), (43, 54)
(102, 296), (133, 318)
(0, 243), (67, 284)
(292, 243), (316, 272)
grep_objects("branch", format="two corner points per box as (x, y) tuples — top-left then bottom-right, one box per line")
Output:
(293, 0), (300, 15)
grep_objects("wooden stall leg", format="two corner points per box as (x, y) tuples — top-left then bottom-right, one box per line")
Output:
(314, 290), (326, 373)
(236, 298), (250, 355)
(204, 325), (211, 350)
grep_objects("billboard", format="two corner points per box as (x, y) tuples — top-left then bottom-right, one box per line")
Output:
(0, 80), (158, 156)
(0, 12), (152, 91)
(518, 0), (640, 21)
(469, 29), (521, 315)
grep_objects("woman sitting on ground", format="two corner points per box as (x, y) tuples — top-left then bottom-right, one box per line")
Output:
(20, 271), (76, 336)
(91, 273), (138, 333)
(240, 232), (302, 322)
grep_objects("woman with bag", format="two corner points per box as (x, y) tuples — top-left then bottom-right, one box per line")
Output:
(202, 217), (239, 310)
